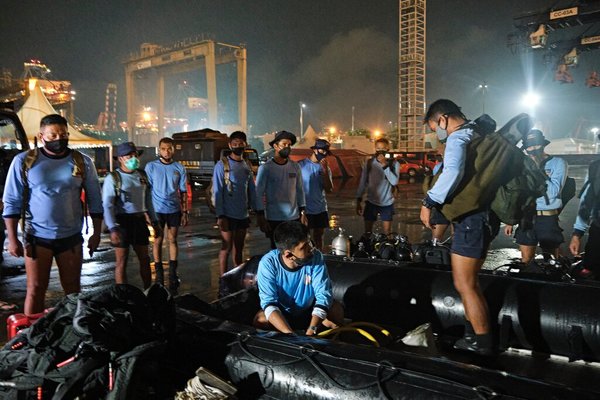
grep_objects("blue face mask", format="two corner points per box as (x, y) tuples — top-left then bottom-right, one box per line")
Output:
(125, 157), (140, 171)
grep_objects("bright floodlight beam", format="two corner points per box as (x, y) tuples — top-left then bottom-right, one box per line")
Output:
(521, 92), (540, 108)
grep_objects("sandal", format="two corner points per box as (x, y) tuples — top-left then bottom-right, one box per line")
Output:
(0, 301), (17, 312)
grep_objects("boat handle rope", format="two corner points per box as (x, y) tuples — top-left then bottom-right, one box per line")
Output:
(317, 327), (380, 347)
(233, 331), (500, 399)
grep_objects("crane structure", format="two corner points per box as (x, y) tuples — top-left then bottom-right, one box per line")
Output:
(96, 83), (117, 131)
(509, 1), (600, 83)
(397, 0), (426, 151)
(123, 37), (247, 144)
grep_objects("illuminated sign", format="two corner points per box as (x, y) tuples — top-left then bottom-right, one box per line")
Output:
(136, 60), (152, 70)
(550, 7), (578, 20)
(581, 35), (600, 45)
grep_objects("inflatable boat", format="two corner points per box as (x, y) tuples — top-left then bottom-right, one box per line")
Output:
(173, 255), (600, 399)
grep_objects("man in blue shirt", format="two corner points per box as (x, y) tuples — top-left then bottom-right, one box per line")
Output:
(3, 114), (103, 316)
(256, 131), (307, 249)
(504, 130), (567, 263)
(145, 137), (189, 289)
(420, 99), (495, 356)
(254, 221), (343, 335)
(213, 131), (256, 275)
(298, 139), (333, 250)
(569, 155), (600, 278)
(355, 138), (400, 236)
(103, 142), (159, 290)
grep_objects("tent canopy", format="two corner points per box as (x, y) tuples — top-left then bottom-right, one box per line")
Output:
(18, 86), (111, 149)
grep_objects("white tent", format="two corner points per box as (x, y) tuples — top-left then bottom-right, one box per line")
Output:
(18, 85), (112, 149)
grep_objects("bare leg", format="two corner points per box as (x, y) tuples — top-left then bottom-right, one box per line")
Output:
(312, 227), (325, 251)
(152, 223), (165, 264)
(364, 220), (375, 235)
(114, 247), (130, 285)
(167, 226), (179, 261)
(218, 229), (233, 276)
(322, 300), (344, 328)
(24, 246), (54, 315)
(432, 224), (450, 241)
(519, 245), (536, 264)
(132, 244), (151, 289)
(55, 245), (83, 295)
(451, 253), (489, 334)
(231, 228), (247, 266)
(381, 220), (392, 235)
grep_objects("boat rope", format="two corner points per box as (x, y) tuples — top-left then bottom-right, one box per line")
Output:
(473, 385), (499, 399)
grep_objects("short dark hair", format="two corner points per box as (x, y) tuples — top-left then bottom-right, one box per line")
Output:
(375, 137), (390, 147)
(424, 99), (466, 123)
(159, 137), (174, 146)
(274, 221), (310, 251)
(40, 114), (67, 129)
(229, 131), (247, 143)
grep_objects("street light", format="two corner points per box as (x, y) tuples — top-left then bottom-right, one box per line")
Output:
(478, 82), (488, 114)
(299, 102), (306, 139)
(521, 92), (540, 116)
(591, 127), (599, 153)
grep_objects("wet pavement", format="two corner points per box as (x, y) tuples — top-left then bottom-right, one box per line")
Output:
(0, 164), (591, 342)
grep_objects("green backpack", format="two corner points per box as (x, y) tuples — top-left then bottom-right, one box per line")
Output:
(426, 114), (547, 224)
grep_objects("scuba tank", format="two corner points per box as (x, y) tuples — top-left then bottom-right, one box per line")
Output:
(393, 235), (413, 262)
(331, 228), (351, 256)
(352, 242), (370, 259)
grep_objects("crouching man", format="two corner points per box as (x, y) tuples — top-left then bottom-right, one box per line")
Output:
(253, 221), (343, 335)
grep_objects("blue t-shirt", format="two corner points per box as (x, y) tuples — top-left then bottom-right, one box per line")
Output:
(102, 169), (157, 230)
(355, 158), (400, 206)
(536, 156), (567, 211)
(255, 159), (306, 221)
(257, 249), (332, 320)
(298, 158), (330, 215)
(212, 157), (256, 219)
(144, 159), (187, 214)
(3, 149), (103, 239)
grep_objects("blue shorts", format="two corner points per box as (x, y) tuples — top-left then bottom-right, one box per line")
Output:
(515, 214), (564, 248)
(363, 201), (394, 222)
(451, 211), (493, 259)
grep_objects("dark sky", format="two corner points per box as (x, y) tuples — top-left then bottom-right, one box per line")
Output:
(2, 0), (599, 139)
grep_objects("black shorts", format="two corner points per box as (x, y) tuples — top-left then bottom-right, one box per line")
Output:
(451, 211), (493, 259)
(114, 213), (150, 248)
(221, 216), (250, 232)
(157, 212), (182, 228)
(307, 211), (329, 229)
(26, 233), (83, 256)
(430, 208), (450, 226)
(515, 214), (564, 248)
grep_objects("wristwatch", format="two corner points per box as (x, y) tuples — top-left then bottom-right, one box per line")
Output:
(421, 198), (434, 209)
(308, 325), (318, 333)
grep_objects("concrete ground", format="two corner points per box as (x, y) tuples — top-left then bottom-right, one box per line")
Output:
(0, 164), (591, 342)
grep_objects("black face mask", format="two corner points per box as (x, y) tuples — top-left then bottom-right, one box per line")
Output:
(291, 252), (313, 266)
(375, 150), (387, 157)
(231, 147), (245, 156)
(315, 152), (327, 162)
(527, 148), (544, 156)
(278, 147), (291, 158)
(44, 138), (69, 154)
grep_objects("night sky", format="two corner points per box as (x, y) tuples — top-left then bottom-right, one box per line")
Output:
(2, 0), (599, 139)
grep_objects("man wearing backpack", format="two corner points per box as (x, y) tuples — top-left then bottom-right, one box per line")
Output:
(145, 137), (189, 289)
(504, 130), (568, 263)
(298, 139), (334, 251)
(420, 99), (496, 356)
(355, 138), (400, 236)
(569, 155), (600, 279)
(103, 142), (159, 290)
(213, 131), (256, 275)
(256, 130), (307, 249)
(3, 114), (103, 316)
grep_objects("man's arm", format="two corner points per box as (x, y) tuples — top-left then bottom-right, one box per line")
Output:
(4, 217), (22, 257)
(546, 158), (567, 204)
(82, 157), (103, 255)
(257, 254), (293, 333)
(570, 174), (593, 255)
(321, 161), (333, 193)
(426, 132), (470, 205)
(383, 159), (400, 186)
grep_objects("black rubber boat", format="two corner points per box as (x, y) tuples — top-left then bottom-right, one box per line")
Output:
(173, 255), (600, 399)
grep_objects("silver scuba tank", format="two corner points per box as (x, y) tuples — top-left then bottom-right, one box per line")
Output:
(331, 228), (351, 256)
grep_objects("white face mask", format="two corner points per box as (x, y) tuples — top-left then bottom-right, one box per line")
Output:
(436, 116), (448, 143)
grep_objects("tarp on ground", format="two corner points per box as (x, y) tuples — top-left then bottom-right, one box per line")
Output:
(18, 85), (112, 149)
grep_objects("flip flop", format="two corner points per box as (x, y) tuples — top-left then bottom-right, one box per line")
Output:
(0, 301), (17, 312)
